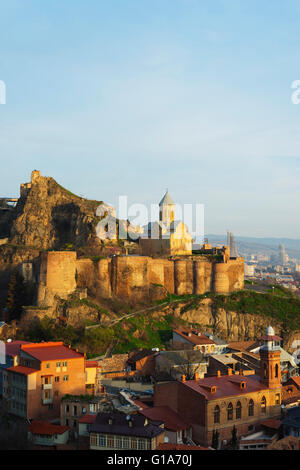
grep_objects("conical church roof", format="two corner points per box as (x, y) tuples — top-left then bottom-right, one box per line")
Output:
(159, 191), (175, 206)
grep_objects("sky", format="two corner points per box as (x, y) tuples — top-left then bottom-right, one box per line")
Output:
(0, 0), (300, 238)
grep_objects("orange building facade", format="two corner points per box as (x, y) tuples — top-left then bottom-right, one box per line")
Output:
(3, 342), (86, 420)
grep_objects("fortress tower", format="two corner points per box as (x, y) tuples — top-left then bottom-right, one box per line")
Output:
(259, 325), (282, 389)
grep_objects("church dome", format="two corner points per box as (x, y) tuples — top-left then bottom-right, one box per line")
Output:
(266, 325), (275, 336)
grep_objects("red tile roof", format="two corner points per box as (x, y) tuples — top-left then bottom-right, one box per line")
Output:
(227, 341), (258, 352)
(78, 414), (97, 424)
(5, 340), (30, 357)
(157, 443), (209, 450)
(260, 419), (282, 430)
(85, 361), (99, 368)
(6, 365), (37, 375)
(173, 328), (214, 346)
(290, 376), (300, 389)
(260, 334), (282, 342)
(20, 342), (84, 361)
(131, 399), (150, 410)
(139, 406), (189, 431)
(182, 374), (272, 400)
(29, 421), (69, 436)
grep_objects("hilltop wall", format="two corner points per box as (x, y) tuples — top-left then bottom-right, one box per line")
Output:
(36, 252), (244, 305)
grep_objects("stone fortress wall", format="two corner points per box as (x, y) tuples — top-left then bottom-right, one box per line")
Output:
(36, 249), (244, 306)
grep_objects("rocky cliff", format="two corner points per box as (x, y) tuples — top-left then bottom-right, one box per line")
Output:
(9, 171), (105, 251)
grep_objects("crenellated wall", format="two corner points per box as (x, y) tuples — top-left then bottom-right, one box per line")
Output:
(37, 252), (244, 305)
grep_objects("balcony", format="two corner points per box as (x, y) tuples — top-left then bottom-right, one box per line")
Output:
(42, 383), (52, 390)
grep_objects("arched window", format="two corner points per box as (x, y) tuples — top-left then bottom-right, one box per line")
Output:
(236, 401), (242, 419)
(264, 363), (267, 378)
(248, 399), (254, 417)
(227, 402), (233, 421)
(261, 396), (267, 414)
(275, 364), (279, 378)
(214, 405), (220, 424)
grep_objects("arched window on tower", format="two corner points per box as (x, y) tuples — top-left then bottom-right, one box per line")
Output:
(248, 399), (254, 417)
(261, 396), (267, 414)
(227, 402), (233, 421)
(264, 363), (267, 378)
(236, 401), (242, 419)
(275, 363), (279, 378)
(214, 405), (220, 424)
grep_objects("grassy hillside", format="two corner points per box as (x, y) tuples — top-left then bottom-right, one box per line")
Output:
(15, 287), (300, 357)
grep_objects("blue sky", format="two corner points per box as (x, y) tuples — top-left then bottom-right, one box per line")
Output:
(0, 0), (300, 237)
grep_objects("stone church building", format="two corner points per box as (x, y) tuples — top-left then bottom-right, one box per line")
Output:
(139, 191), (194, 256)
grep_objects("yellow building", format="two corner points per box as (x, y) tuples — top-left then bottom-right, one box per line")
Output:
(139, 191), (193, 256)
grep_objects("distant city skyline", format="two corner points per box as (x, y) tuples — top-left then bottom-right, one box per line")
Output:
(0, 1), (300, 238)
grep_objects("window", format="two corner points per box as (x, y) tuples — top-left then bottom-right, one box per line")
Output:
(56, 362), (61, 367)
(138, 439), (146, 450)
(116, 437), (122, 449)
(275, 364), (279, 378)
(99, 434), (107, 447)
(66, 405), (70, 413)
(46, 363), (50, 368)
(63, 361), (67, 367)
(107, 435), (114, 448)
(131, 437), (138, 449)
(236, 401), (242, 419)
(261, 396), (267, 414)
(123, 437), (129, 449)
(227, 402), (233, 421)
(248, 399), (254, 417)
(63, 375), (69, 381)
(275, 393), (281, 405)
(55, 376), (59, 382)
(73, 405), (77, 416)
(90, 434), (98, 447)
(213, 405), (220, 424)
(263, 363), (267, 378)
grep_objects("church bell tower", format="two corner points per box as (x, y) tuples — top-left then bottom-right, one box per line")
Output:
(259, 326), (282, 389)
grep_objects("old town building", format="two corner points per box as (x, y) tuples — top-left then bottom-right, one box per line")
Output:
(3, 341), (86, 420)
(154, 326), (283, 448)
(89, 411), (165, 450)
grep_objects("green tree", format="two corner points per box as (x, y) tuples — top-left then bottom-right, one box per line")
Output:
(6, 272), (27, 321)
(230, 425), (238, 450)
(212, 429), (220, 450)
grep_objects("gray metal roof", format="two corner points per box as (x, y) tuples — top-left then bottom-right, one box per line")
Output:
(159, 191), (175, 206)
